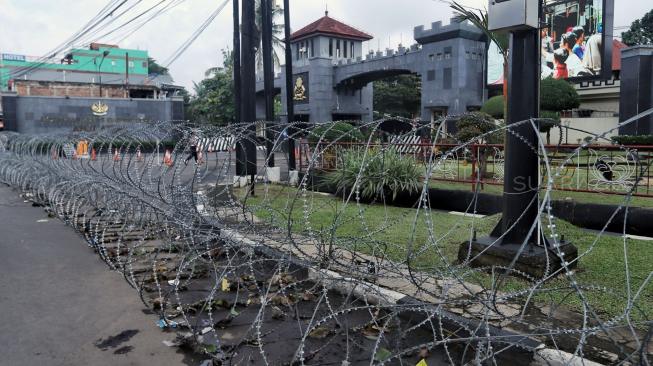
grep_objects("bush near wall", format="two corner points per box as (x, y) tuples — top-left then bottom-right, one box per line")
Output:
(308, 122), (364, 144)
(612, 135), (653, 145)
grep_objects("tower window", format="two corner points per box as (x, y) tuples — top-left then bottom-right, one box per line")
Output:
(344, 40), (348, 58)
(329, 39), (333, 57)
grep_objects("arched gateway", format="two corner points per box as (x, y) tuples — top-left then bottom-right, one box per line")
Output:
(256, 12), (487, 125)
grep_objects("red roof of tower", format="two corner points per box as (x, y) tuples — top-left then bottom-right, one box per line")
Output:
(290, 11), (373, 42)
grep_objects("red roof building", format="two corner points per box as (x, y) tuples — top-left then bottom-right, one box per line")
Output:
(290, 11), (373, 42)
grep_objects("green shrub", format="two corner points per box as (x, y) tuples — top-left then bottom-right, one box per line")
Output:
(611, 135), (653, 145)
(538, 110), (560, 132)
(540, 77), (580, 111)
(480, 96), (505, 119)
(325, 148), (421, 200)
(455, 112), (503, 144)
(308, 121), (364, 143)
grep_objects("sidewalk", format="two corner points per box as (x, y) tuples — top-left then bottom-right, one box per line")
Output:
(0, 184), (197, 366)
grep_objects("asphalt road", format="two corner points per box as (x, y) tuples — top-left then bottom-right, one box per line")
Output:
(0, 184), (199, 366)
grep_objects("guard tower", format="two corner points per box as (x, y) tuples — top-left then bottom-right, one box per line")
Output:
(414, 18), (486, 125)
(278, 11), (374, 122)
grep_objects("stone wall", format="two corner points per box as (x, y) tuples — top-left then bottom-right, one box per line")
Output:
(1, 93), (184, 134)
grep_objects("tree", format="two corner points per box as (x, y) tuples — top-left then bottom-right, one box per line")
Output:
(253, 0), (285, 70)
(373, 74), (421, 119)
(451, 2), (509, 119)
(455, 112), (503, 180)
(540, 77), (580, 112)
(540, 77), (580, 144)
(480, 95), (504, 119)
(622, 9), (653, 46)
(147, 57), (169, 76)
(186, 50), (235, 125)
(479, 78), (580, 144)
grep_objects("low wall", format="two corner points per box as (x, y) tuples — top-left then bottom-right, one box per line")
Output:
(544, 117), (619, 144)
(305, 173), (653, 237)
(1, 94), (184, 134)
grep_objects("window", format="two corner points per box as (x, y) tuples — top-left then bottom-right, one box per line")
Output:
(444, 46), (452, 59)
(344, 40), (348, 58)
(311, 39), (314, 57)
(128, 61), (134, 68)
(329, 39), (333, 57)
(297, 44), (300, 60)
(465, 51), (470, 59)
(436, 53), (443, 61)
(350, 43), (354, 58)
(427, 70), (435, 81)
(429, 54), (435, 61)
(336, 39), (341, 58)
(443, 68), (452, 89)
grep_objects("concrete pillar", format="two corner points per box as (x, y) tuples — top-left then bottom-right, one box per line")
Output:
(619, 46), (653, 135)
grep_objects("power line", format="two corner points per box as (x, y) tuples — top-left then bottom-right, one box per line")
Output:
(162, 0), (230, 68)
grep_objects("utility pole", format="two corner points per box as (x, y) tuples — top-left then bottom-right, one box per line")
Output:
(234, 0), (245, 176)
(97, 50), (110, 98)
(283, 0), (296, 171)
(125, 52), (129, 98)
(240, 0), (258, 194)
(262, 0), (275, 167)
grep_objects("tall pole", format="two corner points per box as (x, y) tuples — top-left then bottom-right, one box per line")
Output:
(234, 0), (245, 176)
(499, 29), (540, 244)
(458, 0), (577, 278)
(241, 0), (258, 192)
(262, 0), (275, 167)
(125, 52), (129, 98)
(283, 0), (296, 170)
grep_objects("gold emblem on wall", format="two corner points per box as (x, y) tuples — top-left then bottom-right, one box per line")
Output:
(91, 101), (109, 116)
(293, 76), (306, 101)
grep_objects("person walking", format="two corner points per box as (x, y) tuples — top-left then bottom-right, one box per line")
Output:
(184, 133), (199, 165)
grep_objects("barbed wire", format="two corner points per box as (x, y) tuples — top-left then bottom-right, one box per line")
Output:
(0, 114), (651, 365)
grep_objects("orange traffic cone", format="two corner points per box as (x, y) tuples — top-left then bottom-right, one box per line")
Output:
(91, 148), (97, 161)
(164, 150), (173, 167)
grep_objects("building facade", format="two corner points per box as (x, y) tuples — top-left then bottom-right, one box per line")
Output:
(0, 43), (184, 133)
(257, 13), (486, 124)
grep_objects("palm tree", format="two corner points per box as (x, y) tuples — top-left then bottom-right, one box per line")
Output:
(450, 1), (509, 119)
(254, 0), (285, 71)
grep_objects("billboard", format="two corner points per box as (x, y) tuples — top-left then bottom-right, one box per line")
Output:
(487, 0), (614, 85)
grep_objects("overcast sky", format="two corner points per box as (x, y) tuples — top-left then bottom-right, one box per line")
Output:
(1, 0), (650, 92)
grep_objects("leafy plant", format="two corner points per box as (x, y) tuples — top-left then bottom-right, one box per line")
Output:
(480, 96), (505, 119)
(540, 77), (580, 112)
(622, 9), (653, 46)
(612, 135), (653, 145)
(455, 112), (503, 180)
(308, 122), (364, 144)
(325, 148), (421, 201)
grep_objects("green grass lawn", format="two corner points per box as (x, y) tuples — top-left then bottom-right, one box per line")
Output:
(236, 185), (653, 322)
